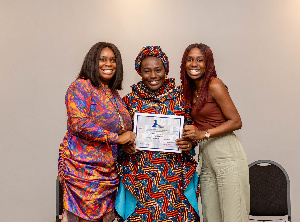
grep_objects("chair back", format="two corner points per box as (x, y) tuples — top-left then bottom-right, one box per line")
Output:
(249, 160), (291, 221)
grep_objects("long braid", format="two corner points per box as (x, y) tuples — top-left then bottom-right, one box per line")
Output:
(180, 45), (195, 109)
(108, 43), (123, 90)
(180, 43), (217, 110)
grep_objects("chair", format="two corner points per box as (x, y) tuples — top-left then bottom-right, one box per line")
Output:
(56, 176), (63, 222)
(248, 160), (291, 222)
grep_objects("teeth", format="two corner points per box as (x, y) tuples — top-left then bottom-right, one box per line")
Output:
(190, 70), (200, 75)
(102, 69), (113, 74)
(150, 81), (158, 84)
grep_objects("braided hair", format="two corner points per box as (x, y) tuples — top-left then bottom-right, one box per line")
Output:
(180, 43), (217, 110)
(77, 42), (123, 90)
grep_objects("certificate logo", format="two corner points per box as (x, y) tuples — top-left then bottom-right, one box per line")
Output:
(152, 119), (163, 128)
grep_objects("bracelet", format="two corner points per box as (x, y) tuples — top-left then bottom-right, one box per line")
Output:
(204, 131), (210, 139)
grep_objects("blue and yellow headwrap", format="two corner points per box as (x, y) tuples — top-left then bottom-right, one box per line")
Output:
(135, 46), (169, 75)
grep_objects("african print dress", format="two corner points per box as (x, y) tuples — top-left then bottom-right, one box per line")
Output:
(116, 78), (199, 222)
(58, 79), (132, 221)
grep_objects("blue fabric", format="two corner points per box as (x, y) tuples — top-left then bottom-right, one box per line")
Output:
(185, 171), (200, 215)
(115, 182), (137, 219)
(190, 147), (196, 156)
(115, 172), (199, 219)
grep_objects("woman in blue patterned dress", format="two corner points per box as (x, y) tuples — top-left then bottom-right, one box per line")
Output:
(115, 46), (200, 222)
(59, 42), (136, 222)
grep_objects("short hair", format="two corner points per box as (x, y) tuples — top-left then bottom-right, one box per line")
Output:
(77, 42), (123, 90)
(180, 43), (217, 110)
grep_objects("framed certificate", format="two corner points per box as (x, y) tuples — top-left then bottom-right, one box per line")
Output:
(133, 112), (184, 153)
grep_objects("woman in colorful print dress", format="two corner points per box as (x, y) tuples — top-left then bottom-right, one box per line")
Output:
(115, 46), (200, 222)
(180, 43), (250, 221)
(58, 42), (136, 222)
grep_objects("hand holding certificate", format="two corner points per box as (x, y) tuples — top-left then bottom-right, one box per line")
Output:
(133, 112), (184, 153)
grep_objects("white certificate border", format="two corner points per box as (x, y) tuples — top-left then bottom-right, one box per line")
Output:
(133, 112), (184, 153)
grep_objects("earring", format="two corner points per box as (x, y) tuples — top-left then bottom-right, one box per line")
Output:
(164, 73), (167, 79)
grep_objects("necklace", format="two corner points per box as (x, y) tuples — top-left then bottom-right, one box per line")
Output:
(195, 89), (200, 98)
(100, 85), (125, 134)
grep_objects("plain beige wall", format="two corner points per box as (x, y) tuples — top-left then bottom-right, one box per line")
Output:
(0, 0), (299, 221)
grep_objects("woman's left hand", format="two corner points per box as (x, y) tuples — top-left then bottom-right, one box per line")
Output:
(175, 138), (193, 151)
(121, 142), (137, 154)
(117, 131), (136, 144)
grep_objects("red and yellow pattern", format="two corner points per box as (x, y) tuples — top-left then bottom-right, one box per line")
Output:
(117, 78), (199, 222)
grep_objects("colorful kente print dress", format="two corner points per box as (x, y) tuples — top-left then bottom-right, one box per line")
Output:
(58, 79), (132, 221)
(116, 78), (199, 222)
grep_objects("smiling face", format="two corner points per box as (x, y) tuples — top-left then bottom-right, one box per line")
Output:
(140, 56), (165, 91)
(185, 47), (206, 80)
(98, 47), (116, 85)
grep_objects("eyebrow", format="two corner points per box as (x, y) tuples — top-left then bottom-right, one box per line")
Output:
(187, 56), (204, 58)
(143, 66), (162, 69)
(99, 56), (116, 58)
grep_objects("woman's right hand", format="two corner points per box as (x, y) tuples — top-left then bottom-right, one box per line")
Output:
(182, 125), (205, 141)
(117, 131), (136, 144)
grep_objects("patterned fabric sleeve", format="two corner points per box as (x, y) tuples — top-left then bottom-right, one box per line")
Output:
(66, 80), (118, 144)
(122, 94), (135, 119)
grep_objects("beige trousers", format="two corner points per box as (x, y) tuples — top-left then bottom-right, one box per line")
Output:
(197, 133), (250, 222)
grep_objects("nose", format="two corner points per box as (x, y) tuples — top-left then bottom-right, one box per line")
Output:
(191, 60), (198, 67)
(105, 59), (112, 66)
(149, 70), (157, 78)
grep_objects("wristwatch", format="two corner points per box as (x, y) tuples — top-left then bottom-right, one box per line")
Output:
(204, 131), (210, 139)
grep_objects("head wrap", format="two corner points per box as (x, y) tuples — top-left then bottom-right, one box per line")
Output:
(135, 46), (169, 75)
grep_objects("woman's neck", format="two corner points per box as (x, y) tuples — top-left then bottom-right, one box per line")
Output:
(100, 82), (109, 89)
(194, 78), (203, 91)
